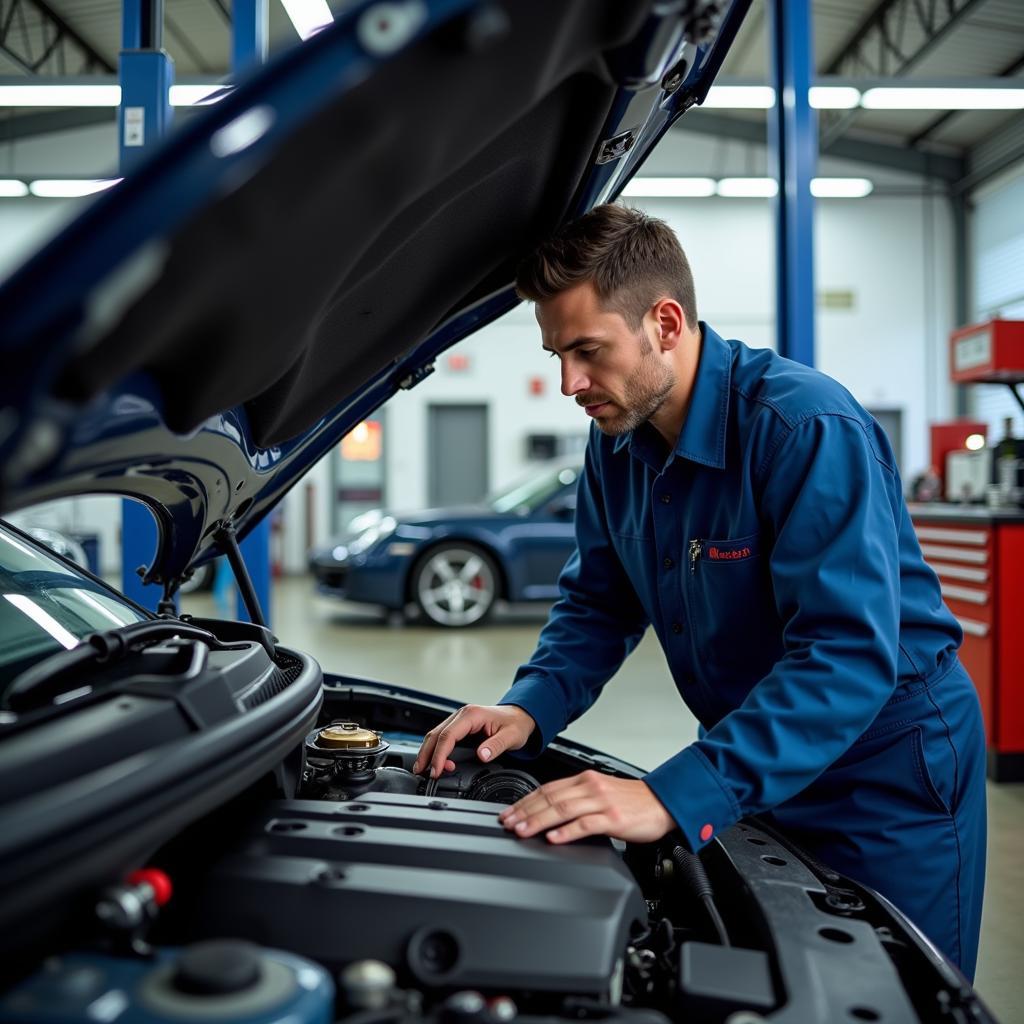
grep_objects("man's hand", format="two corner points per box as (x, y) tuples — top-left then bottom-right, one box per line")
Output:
(413, 704), (536, 778)
(498, 771), (675, 844)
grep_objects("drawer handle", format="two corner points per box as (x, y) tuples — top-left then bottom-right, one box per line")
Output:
(920, 544), (987, 565)
(940, 583), (988, 605)
(916, 527), (988, 545)
(929, 561), (988, 584)
(955, 616), (989, 638)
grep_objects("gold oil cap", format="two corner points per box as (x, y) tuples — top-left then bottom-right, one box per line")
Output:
(316, 722), (382, 749)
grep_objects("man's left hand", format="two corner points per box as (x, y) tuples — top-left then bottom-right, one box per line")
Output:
(498, 770), (675, 844)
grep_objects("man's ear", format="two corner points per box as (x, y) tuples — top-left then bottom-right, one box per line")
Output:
(651, 298), (685, 352)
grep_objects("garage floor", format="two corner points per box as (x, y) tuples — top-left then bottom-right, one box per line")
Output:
(183, 577), (1024, 1023)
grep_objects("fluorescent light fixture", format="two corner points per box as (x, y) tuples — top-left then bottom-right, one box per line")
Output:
(809, 85), (860, 109)
(810, 177), (873, 198)
(279, 0), (334, 40)
(0, 83), (121, 106)
(170, 84), (229, 106)
(717, 177), (779, 198)
(703, 85), (775, 109)
(0, 179), (28, 197)
(621, 177), (717, 198)
(4, 594), (79, 650)
(862, 87), (1024, 110)
(29, 179), (120, 197)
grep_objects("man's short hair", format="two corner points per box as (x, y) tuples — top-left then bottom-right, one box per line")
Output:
(515, 203), (698, 331)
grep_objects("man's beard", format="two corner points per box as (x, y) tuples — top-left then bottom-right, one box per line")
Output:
(580, 334), (677, 437)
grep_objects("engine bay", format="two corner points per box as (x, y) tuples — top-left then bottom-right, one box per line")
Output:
(0, 627), (986, 1024)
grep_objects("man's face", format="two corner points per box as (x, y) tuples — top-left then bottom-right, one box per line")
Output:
(538, 281), (676, 437)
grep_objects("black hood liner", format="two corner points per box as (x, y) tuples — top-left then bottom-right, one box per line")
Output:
(55, 1), (649, 449)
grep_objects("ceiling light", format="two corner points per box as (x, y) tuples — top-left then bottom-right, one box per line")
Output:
(810, 177), (873, 198)
(809, 86), (860, 109)
(29, 179), (121, 198)
(703, 85), (775, 109)
(0, 83), (121, 106)
(965, 434), (986, 451)
(861, 87), (1024, 110)
(717, 178), (779, 198)
(279, 0), (334, 40)
(621, 177), (717, 198)
(170, 84), (230, 106)
(0, 180), (28, 197)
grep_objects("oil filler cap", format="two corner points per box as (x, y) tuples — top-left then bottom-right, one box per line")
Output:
(172, 940), (263, 995)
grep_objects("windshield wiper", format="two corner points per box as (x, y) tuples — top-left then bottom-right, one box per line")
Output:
(2, 620), (225, 713)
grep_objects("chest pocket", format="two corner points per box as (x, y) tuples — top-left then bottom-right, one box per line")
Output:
(685, 532), (784, 686)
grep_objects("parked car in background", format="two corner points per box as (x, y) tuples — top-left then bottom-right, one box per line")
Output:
(310, 459), (581, 626)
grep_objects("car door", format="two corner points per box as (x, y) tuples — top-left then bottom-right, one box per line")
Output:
(512, 486), (577, 600)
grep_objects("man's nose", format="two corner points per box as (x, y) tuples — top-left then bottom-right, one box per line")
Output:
(560, 360), (588, 397)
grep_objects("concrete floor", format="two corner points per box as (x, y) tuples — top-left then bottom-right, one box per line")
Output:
(183, 576), (1024, 1023)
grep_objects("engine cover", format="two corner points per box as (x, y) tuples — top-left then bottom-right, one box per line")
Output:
(184, 792), (648, 996)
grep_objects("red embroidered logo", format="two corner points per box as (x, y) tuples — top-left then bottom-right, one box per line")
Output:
(708, 545), (752, 561)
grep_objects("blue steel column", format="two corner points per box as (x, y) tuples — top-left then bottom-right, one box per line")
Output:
(233, 0), (272, 625)
(120, 0), (174, 608)
(767, 0), (816, 366)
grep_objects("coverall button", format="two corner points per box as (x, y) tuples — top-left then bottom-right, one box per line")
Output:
(660, 493), (671, 504)
(663, 557), (674, 569)
(700, 823), (714, 842)
(672, 622), (683, 634)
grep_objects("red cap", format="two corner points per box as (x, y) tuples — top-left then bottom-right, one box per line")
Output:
(127, 868), (173, 907)
(699, 823), (714, 843)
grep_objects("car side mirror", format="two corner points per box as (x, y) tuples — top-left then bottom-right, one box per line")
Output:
(548, 494), (577, 520)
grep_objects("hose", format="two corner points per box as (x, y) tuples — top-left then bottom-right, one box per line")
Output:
(671, 846), (730, 946)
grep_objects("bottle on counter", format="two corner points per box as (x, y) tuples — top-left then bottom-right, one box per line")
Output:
(992, 416), (1023, 507)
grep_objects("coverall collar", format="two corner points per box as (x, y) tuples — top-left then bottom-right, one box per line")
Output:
(613, 322), (732, 472)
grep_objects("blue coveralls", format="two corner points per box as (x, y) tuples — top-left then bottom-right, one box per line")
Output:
(499, 324), (987, 980)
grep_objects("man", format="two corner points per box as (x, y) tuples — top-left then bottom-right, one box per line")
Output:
(414, 204), (986, 979)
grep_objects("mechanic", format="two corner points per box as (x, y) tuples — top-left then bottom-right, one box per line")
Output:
(414, 203), (986, 980)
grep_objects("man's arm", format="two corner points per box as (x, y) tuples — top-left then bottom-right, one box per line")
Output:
(497, 437), (650, 756)
(644, 412), (904, 851)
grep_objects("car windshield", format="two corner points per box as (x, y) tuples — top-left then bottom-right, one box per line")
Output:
(488, 464), (580, 515)
(0, 523), (148, 690)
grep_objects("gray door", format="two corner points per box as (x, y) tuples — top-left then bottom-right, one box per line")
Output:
(428, 404), (488, 507)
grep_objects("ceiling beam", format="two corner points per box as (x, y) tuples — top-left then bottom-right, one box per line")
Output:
(819, 0), (989, 149)
(0, 106), (112, 141)
(909, 52), (1024, 148)
(0, 0), (114, 75)
(675, 110), (966, 182)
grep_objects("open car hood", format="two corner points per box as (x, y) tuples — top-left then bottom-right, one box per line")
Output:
(0, 0), (749, 587)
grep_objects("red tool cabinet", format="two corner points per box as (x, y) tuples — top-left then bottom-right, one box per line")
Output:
(910, 504), (1024, 782)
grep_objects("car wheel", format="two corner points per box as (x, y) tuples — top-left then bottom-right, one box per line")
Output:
(412, 543), (499, 628)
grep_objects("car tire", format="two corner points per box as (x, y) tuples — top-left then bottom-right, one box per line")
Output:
(411, 542), (499, 628)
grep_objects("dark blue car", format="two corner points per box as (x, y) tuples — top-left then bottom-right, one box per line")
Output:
(310, 459), (581, 626)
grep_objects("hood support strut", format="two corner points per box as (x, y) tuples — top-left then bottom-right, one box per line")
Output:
(215, 524), (268, 627)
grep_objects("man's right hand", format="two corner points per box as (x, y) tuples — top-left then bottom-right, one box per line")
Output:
(413, 704), (536, 778)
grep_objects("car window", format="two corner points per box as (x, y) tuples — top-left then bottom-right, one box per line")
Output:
(488, 465), (579, 515)
(0, 523), (148, 690)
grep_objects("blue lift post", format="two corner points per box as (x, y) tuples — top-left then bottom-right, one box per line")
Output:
(232, 0), (273, 627)
(767, 0), (816, 367)
(119, 0), (174, 610)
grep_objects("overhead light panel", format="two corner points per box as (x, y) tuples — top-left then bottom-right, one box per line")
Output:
(810, 177), (873, 198)
(703, 85), (776, 109)
(0, 180), (28, 197)
(622, 177), (717, 197)
(0, 83), (121, 106)
(809, 86), (860, 109)
(279, 0), (334, 40)
(717, 177), (779, 198)
(862, 87), (1024, 110)
(29, 179), (120, 197)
